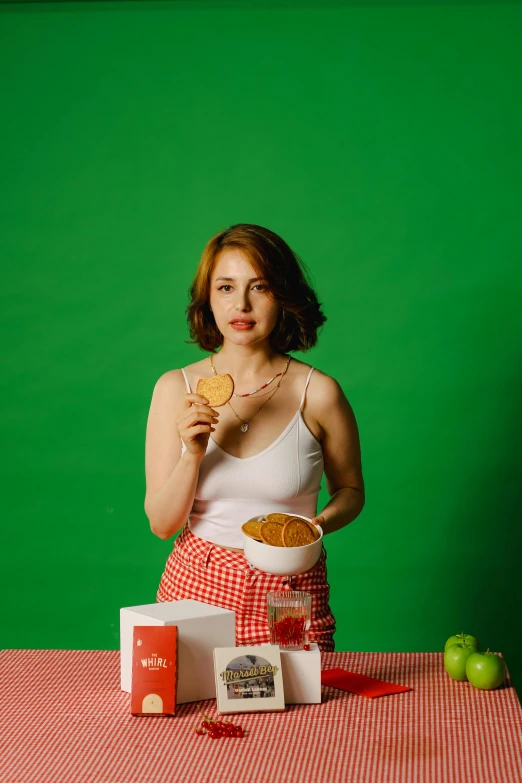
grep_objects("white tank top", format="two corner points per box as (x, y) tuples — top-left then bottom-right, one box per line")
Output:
(180, 366), (324, 548)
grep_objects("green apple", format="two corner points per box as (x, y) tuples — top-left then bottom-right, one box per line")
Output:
(444, 641), (477, 681)
(465, 649), (507, 690)
(444, 632), (479, 652)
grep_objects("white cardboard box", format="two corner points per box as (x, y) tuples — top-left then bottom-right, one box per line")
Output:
(279, 643), (322, 704)
(120, 600), (236, 703)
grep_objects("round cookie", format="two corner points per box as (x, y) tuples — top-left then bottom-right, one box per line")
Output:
(196, 374), (234, 407)
(266, 512), (292, 526)
(266, 512), (292, 525)
(260, 521), (285, 547)
(282, 518), (319, 547)
(242, 520), (264, 541)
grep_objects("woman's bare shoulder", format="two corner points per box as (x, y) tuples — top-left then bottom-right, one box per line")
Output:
(148, 371), (183, 418)
(302, 364), (348, 425)
(310, 366), (343, 395)
(290, 359), (342, 398)
(183, 357), (210, 372)
(155, 358), (207, 385)
(153, 358), (209, 401)
(153, 368), (185, 391)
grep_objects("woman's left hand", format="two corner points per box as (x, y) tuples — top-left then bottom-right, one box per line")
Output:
(311, 515), (325, 529)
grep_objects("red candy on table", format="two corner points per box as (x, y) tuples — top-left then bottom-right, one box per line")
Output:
(195, 709), (244, 739)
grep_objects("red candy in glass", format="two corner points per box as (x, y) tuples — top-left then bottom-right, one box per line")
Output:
(272, 614), (307, 648)
(267, 590), (312, 651)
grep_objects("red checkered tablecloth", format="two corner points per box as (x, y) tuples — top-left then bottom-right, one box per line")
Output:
(1, 649), (521, 783)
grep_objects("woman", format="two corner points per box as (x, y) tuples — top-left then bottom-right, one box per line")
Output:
(144, 223), (365, 651)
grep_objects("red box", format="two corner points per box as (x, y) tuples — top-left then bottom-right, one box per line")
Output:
(131, 625), (178, 716)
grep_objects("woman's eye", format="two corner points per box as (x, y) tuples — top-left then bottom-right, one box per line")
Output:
(217, 284), (267, 292)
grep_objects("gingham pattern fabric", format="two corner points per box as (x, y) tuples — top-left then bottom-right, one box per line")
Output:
(1, 649), (521, 783)
(157, 525), (336, 651)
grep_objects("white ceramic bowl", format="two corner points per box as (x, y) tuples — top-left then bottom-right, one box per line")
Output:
(242, 514), (323, 576)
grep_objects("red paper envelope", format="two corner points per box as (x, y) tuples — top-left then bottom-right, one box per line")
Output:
(321, 667), (412, 699)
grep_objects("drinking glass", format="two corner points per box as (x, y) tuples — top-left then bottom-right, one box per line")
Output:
(266, 591), (312, 651)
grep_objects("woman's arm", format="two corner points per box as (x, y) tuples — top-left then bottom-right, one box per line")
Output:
(144, 371), (214, 539)
(309, 374), (365, 535)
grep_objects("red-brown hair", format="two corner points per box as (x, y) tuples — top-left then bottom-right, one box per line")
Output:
(186, 224), (326, 353)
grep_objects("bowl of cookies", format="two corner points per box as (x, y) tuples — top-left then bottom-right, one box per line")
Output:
(241, 513), (323, 576)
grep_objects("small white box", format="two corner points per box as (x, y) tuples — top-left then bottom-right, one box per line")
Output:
(280, 643), (322, 704)
(120, 600), (236, 703)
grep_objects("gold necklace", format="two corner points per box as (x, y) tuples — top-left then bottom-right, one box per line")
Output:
(210, 353), (291, 397)
(227, 374), (284, 433)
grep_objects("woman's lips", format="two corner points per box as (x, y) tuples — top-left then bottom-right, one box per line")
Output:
(230, 321), (255, 330)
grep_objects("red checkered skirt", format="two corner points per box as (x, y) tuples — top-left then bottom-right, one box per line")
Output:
(157, 525), (336, 651)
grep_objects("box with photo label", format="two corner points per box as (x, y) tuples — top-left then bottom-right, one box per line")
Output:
(213, 645), (285, 714)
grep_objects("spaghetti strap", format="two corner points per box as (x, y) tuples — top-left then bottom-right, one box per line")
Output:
(299, 367), (315, 411)
(180, 367), (191, 393)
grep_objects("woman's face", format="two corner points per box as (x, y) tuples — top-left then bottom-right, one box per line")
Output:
(209, 249), (280, 346)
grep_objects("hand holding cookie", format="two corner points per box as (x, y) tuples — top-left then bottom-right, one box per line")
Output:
(177, 393), (220, 458)
(177, 374), (234, 458)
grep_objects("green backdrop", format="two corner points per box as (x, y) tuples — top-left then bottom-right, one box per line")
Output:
(2, 1), (521, 689)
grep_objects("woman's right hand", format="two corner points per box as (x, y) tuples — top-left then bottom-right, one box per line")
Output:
(176, 393), (220, 458)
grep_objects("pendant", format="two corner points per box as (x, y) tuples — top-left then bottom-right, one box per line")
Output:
(240, 422), (249, 433)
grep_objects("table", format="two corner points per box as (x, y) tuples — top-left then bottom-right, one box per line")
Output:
(1, 649), (521, 783)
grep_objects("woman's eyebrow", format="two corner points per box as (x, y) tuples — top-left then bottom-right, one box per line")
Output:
(214, 276), (265, 282)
